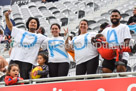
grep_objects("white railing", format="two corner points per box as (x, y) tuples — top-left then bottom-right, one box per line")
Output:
(0, 72), (136, 86)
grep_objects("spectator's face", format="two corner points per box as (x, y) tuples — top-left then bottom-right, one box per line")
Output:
(110, 12), (121, 25)
(37, 28), (42, 34)
(51, 25), (60, 37)
(133, 8), (136, 15)
(9, 66), (19, 78)
(28, 19), (38, 31)
(37, 55), (45, 65)
(79, 21), (88, 34)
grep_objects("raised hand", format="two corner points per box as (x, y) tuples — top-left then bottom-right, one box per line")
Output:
(4, 10), (13, 31)
(5, 10), (11, 18)
(13, 77), (18, 80)
(63, 28), (68, 36)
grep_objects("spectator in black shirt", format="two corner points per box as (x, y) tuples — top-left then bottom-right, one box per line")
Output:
(127, 7), (136, 25)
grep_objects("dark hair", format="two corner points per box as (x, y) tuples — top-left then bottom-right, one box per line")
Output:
(50, 23), (61, 29)
(111, 9), (121, 15)
(39, 27), (45, 35)
(91, 34), (104, 44)
(6, 64), (19, 76)
(100, 22), (109, 29)
(80, 19), (89, 26)
(69, 36), (73, 40)
(26, 17), (40, 30)
(99, 22), (109, 33)
(78, 19), (89, 35)
(95, 34), (104, 39)
(38, 53), (48, 64)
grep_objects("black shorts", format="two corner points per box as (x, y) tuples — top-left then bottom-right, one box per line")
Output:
(102, 59), (127, 72)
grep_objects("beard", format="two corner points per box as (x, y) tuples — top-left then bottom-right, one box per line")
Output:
(111, 19), (120, 26)
(29, 28), (36, 32)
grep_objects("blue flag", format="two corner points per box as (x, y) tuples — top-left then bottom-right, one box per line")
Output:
(128, 24), (136, 34)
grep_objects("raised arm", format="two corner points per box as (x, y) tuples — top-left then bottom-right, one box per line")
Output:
(4, 10), (13, 31)
(64, 28), (73, 51)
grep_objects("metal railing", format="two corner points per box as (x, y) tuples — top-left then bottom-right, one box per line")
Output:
(0, 72), (136, 86)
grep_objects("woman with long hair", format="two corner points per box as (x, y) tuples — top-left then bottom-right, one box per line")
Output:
(66, 19), (99, 75)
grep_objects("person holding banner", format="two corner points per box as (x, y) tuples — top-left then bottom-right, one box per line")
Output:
(65, 19), (99, 76)
(5, 10), (47, 79)
(101, 9), (132, 73)
(42, 23), (70, 77)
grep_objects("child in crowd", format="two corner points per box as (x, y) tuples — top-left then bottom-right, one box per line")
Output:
(4, 64), (24, 85)
(31, 53), (49, 79)
(91, 34), (136, 62)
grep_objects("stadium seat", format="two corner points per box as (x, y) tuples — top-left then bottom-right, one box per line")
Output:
(88, 20), (96, 26)
(28, 2), (36, 8)
(60, 17), (68, 26)
(63, 1), (71, 5)
(14, 19), (24, 26)
(20, 6), (32, 21)
(96, 18), (109, 24)
(125, 9), (133, 16)
(120, 20), (127, 24)
(121, 13), (129, 18)
(123, 16), (130, 21)
(78, 10), (85, 18)
(89, 23), (100, 31)
(101, 12), (110, 18)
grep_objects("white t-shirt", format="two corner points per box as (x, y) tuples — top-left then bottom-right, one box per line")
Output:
(10, 27), (47, 65)
(101, 24), (132, 60)
(72, 32), (98, 65)
(43, 36), (70, 63)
